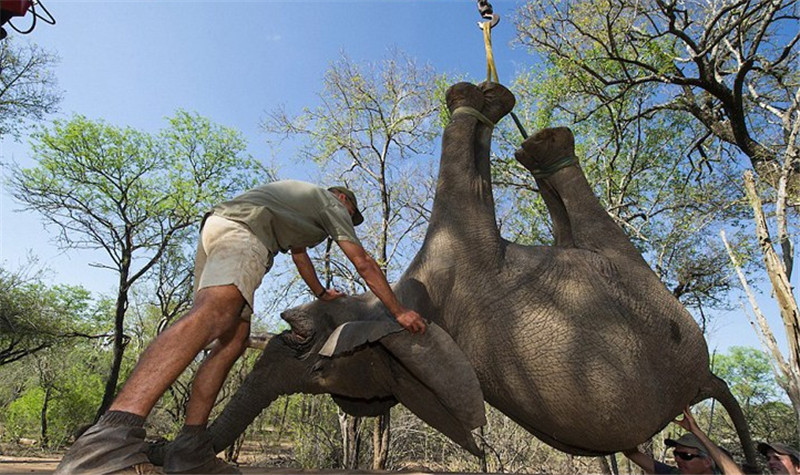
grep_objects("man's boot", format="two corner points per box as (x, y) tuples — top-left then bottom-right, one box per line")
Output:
(164, 425), (240, 474)
(54, 411), (162, 474)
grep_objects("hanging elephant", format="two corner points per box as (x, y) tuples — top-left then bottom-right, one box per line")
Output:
(162, 81), (757, 468)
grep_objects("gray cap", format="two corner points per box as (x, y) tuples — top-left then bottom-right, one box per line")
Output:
(665, 433), (709, 456)
(328, 186), (364, 226)
(758, 442), (800, 463)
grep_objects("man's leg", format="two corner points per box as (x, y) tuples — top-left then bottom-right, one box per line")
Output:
(163, 318), (251, 474)
(185, 317), (251, 425)
(54, 285), (245, 474)
(110, 285), (246, 417)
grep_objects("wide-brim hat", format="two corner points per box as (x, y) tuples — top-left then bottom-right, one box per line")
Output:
(328, 186), (364, 226)
(758, 442), (800, 464)
(665, 433), (709, 456)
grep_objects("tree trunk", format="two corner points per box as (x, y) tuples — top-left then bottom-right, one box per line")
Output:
(479, 426), (488, 473)
(740, 171), (800, 440)
(339, 413), (361, 469)
(40, 385), (51, 448)
(372, 412), (390, 470)
(223, 432), (245, 464)
(95, 261), (131, 420)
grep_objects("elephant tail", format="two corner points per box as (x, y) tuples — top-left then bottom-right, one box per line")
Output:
(695, 373), (758, 470)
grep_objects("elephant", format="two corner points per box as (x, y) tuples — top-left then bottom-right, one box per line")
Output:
(163, 81), (758, 468)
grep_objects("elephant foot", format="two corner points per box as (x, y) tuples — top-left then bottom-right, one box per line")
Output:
(515, 126), (578, 179)
(478, 81), (516, 124)
(446, 82), (484, 114)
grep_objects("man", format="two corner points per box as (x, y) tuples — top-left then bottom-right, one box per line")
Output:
(624, 407), (733, 474)
(759, 442), (800, 475)
(55, 180), (427, 474)
(625, 433), (718, 474)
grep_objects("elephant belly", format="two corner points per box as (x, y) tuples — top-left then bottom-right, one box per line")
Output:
(445, 251), (709, 453)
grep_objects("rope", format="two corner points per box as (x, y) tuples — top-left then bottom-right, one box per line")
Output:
(482, 21), (499, 84)
(530, 155), (577, 178)
(452, 106), (496, 128)
(477, 5), (528, 139)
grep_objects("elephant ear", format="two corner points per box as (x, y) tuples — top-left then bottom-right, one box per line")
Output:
(319, 320), (486, 456)
(319, 320), (403, 356)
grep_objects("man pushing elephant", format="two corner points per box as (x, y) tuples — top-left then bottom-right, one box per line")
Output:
(54, 181), (427, 474)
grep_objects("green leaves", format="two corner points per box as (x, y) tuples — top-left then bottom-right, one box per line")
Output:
(0, 38), (61, 139)
(0, 263), (95, 366)
(7, 111), (274, 416)
(10, 111), (271, 279)
(715, 346), (781, 405)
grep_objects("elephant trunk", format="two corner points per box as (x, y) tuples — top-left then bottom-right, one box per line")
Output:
(209, 336), (306, 452)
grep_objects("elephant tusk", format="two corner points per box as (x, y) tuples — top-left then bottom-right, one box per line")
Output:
(201, 333), (275, 352)
(246, 333), (275, 350)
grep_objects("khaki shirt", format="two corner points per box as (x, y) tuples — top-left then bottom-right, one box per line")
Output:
(210, 180), (362, 254)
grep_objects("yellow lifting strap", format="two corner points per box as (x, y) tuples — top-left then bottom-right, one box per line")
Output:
(482, 21), (499, 83)
(475, 0), (528, 138)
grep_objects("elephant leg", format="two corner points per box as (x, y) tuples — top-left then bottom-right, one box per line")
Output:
(537, 179), (575, 247)
(429, 82), (515, 239)
(515, 127), (643, 262)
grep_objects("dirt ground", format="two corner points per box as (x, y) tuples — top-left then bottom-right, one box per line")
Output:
(0, 455), (468, 474)
(0, 441), (497, 474)
(0, 456), (59, 474)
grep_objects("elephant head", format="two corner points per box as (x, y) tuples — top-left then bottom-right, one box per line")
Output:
(208, 292), (486, 456)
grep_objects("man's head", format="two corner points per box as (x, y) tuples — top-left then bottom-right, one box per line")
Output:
(759, 442), (800, 475)
(328, 186), (364, 226)
(665, 433), (714, 474)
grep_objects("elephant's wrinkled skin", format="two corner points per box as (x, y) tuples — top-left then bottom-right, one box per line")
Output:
(200, 82), (757, 465)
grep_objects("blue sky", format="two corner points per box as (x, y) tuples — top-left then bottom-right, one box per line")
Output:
(0, 0), (788, 356)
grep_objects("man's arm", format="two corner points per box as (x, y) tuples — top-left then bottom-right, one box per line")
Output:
(674, 406), (743, 475)
(622, 448), (657, 474)
(290, 247), (345, 301)
(337, 240), (427, 334)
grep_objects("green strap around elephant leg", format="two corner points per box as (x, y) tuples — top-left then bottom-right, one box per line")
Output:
(451, 106), (496, 128)
(531, 154), (578, 179)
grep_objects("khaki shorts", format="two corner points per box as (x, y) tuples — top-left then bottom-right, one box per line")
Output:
(194, 215), (274, 320)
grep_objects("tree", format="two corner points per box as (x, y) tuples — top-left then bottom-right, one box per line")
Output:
(722, 172), (800, 439)
(8, 111), (272, 418)
(262, 50), (442, 469)
(0, 37), (60, 139)
(0, 261), (96, 366)
(515, 0), (797, 180)
(0, 332), (112, 448)
(715, 346), (781, 410)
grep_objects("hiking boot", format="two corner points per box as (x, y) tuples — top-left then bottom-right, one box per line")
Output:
(478, 81), (516, 124)
(54, 411), (151, 475)
(145, 438), (169, 466)
(515, 126), (578, 178)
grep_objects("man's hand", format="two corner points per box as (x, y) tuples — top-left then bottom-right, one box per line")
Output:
(673, 405), (700, 433)
(318, 288), (346, 301)
(395, 308), (427, 334)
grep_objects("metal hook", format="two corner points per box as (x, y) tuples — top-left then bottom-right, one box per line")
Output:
(476, 0), (500, 29)
(477, 13), (500, 29)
